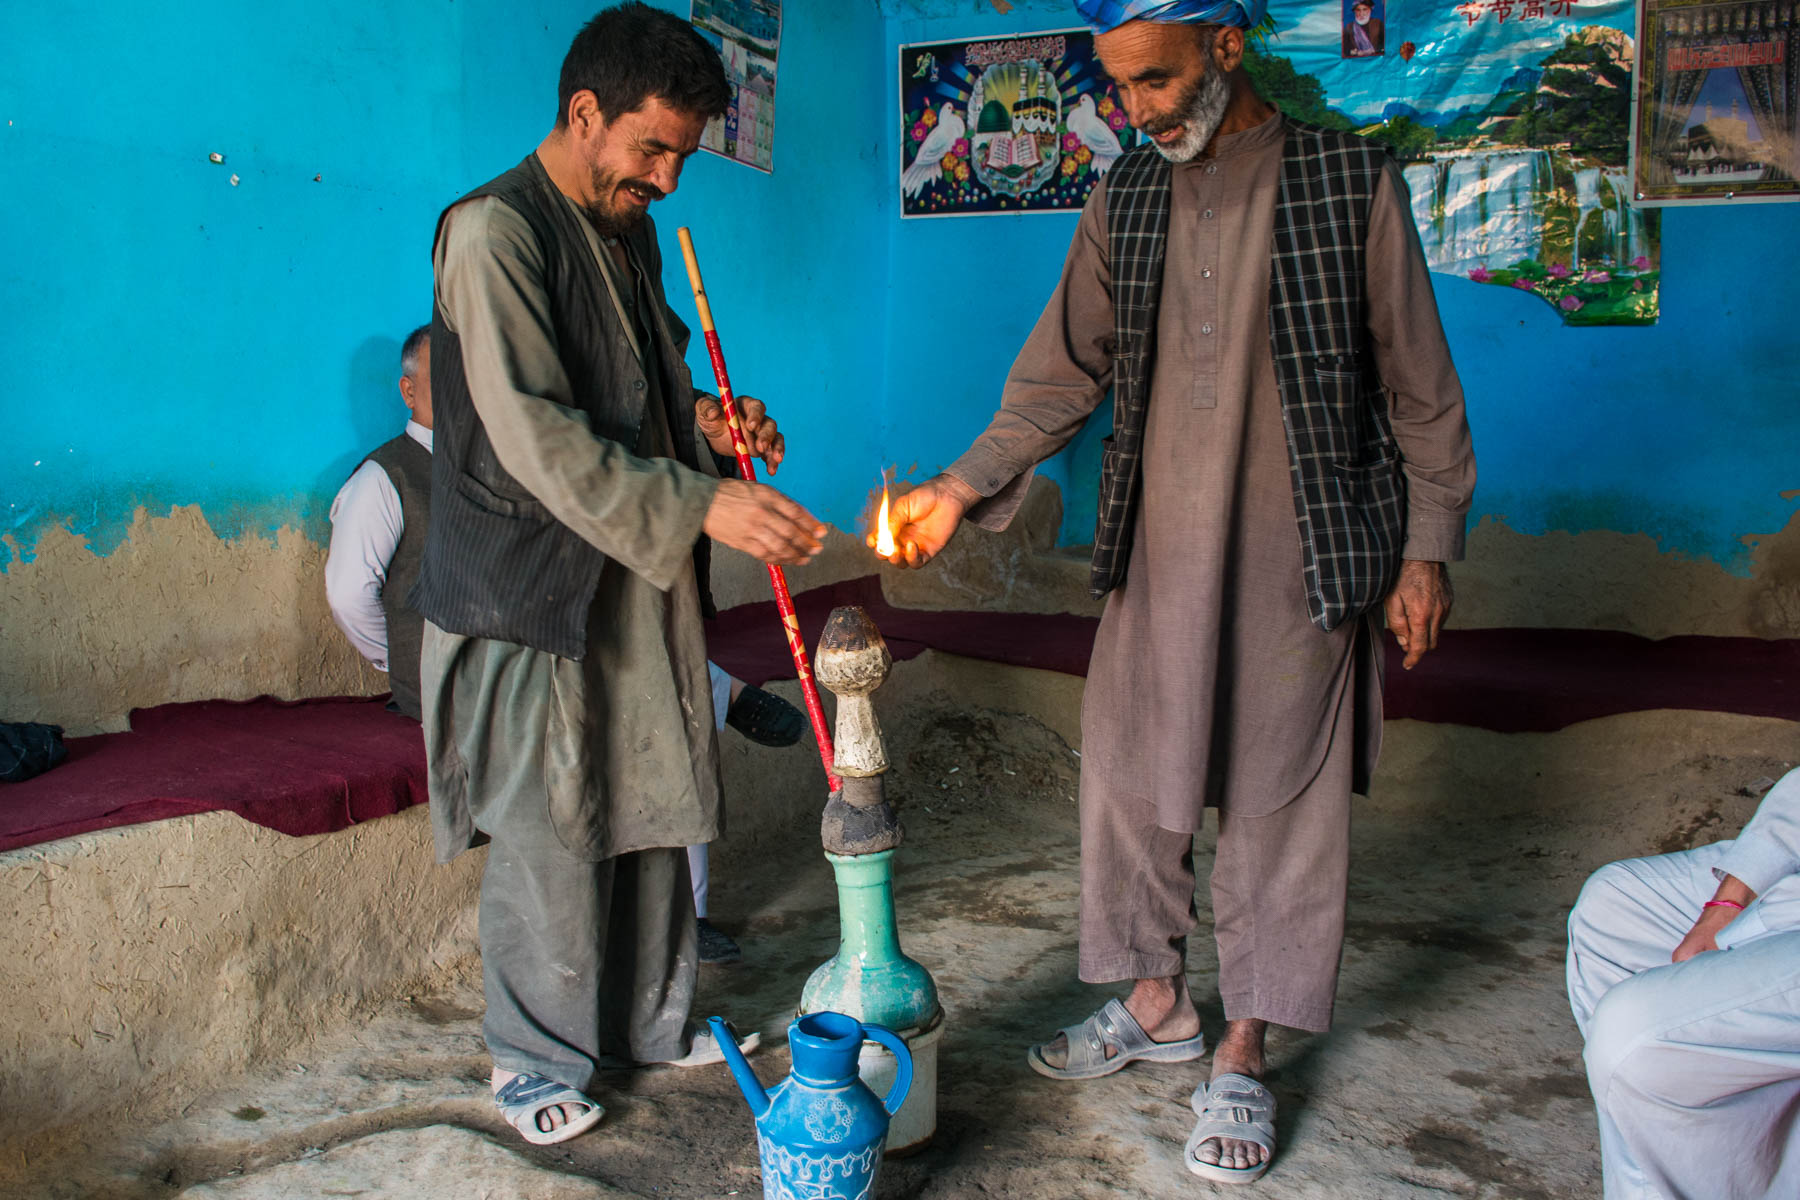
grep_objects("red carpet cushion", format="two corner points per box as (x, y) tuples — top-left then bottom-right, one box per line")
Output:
(0, 696), (424, 853)
(707, 575), (1799, 734)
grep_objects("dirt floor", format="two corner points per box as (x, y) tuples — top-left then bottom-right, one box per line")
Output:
(11, 701), (1798, 1199)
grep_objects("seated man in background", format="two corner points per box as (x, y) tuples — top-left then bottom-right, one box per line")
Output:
(326, 324), (435, 720)
(1567, 766), (1800, 1199)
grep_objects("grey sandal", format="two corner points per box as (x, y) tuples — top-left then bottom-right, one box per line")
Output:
(1184, 1072), (1276, 1184)
(494, 1072), (604, 1146)
(1026, 997), (1207, 1080)
(644, 1020), (762, 1068)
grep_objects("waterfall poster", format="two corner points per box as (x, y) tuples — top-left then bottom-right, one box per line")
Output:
(691, 0), (779, 173)
(898, 30), (1144, 217)
(1262, 0), (1660, 325)
(1631, 0), (1799, 206)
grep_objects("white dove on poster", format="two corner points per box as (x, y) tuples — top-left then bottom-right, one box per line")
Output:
(902, 103), (966, 198)
(1069, 94), (1124, 174)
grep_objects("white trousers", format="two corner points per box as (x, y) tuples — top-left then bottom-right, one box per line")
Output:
(1567, 842), (1800, 1199)
(685, 662), (734, 920)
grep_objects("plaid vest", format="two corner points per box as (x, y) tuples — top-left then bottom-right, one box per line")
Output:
(1098, 121), (1407, 632)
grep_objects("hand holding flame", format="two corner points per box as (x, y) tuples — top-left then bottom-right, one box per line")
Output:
(866, 473), (981, 568)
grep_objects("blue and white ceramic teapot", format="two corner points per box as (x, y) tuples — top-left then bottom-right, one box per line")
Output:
(712, 1011), (913, 1200)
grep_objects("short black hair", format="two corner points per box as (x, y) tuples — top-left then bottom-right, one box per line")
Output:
(556, 3), (731, 128)
(400, 324), (431, 378)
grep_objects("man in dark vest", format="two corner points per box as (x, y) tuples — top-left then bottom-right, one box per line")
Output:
(411, 3), (824, 1147)
(325, 324), (434, 721)
(878, 0), (1476, 1182)
(323, 323), (790, 964)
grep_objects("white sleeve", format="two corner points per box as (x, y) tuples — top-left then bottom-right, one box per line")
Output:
(1715, 766), (1800, 896)
(324, 460), (404, 671)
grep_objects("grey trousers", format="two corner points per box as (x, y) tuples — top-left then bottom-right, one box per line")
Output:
(1077, 717), (1352, 1033)
(423, 626), (703, 1089)
(482, 836), (697, 1091)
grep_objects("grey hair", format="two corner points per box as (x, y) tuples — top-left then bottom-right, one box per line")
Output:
(400, 323), (431, 378)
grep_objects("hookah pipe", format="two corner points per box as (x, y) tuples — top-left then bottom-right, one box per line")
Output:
(676, 227), (840, 794)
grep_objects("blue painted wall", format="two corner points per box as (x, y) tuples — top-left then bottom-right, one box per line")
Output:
(1, 0), (888, 565)
(3, 0), (1796, 578)
(877, 0), (1800, 567)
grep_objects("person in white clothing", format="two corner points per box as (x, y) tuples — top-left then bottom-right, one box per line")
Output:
(326, 325), (436, 719)
(1567, 765), (1800, 1199)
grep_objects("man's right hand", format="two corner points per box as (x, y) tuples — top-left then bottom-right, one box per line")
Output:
(704, 479), (825, 566)
(868, 474), (979, 568)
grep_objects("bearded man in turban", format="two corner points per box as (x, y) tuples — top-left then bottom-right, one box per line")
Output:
(878, 0), (1475, 1182)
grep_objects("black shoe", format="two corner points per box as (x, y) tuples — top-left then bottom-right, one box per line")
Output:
(725, 685), (804, 747)
(697, 918), (743, 965)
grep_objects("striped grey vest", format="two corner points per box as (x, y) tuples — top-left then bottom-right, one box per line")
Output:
(410, 154), (711, 659)
(1098, 120), (1407, 632)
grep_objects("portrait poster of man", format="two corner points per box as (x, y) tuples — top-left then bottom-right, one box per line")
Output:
(1343, 0), (1385, 58)
(898, 29), (1142, 217)
(1630, 0), (1799, 205)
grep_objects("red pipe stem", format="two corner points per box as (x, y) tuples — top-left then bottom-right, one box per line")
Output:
(699, 329), (840, 792)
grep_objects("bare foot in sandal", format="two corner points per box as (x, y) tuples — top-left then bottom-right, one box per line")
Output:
(492, 1067), (600, 1143)
(1030, 975), (1204, 1077)
(1190, 1019), (1273, 1177)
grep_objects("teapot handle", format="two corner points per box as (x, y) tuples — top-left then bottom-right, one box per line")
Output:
(862, 1023), (913, 1117)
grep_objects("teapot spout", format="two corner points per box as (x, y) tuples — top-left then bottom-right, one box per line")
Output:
(709, 1016), (769, 1118)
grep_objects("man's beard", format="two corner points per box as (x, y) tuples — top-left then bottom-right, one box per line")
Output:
(583, 162), (663, 237)
(1144, 67), (1232, 164)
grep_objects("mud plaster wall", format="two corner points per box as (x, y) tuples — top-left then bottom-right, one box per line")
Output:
(0, 805), (485, 1152)
(0, 509), (384, 733)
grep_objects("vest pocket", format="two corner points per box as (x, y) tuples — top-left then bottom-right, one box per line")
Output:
(452, 470), (548, 518)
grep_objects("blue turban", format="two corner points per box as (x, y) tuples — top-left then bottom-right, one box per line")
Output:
(1074, 0), (1268, 33)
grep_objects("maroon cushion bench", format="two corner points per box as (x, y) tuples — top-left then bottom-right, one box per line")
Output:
(706, 575), (1800, 735)
(0, 696), (425, 853)
(7, 581), (1789, 856)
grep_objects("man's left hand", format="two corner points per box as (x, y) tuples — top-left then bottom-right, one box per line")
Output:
(1383, 559), (1452, 671)
(697, 394), (785, 475)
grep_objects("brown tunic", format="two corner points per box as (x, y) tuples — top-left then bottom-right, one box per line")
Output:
(948, 111), (1475, 831)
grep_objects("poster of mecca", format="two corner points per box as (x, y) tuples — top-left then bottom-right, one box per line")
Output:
(1630, 0), (1798, 206)
(898, 29), (1143, 217)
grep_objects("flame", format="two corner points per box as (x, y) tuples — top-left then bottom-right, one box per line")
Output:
(875, 484), (896, 557)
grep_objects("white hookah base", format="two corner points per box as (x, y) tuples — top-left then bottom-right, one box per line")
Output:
(855, 1006), (945, 1157)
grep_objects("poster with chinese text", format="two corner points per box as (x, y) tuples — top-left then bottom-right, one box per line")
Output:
(1630, 0), (1798, 206)
(899, 29), (1144, 217)
(692, 0), (779, 173)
